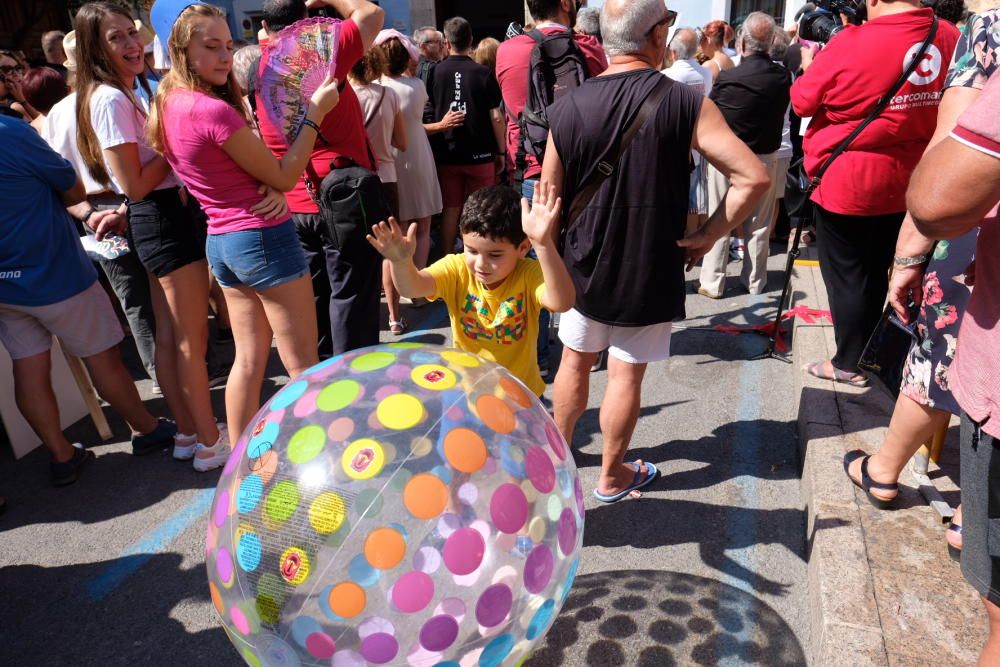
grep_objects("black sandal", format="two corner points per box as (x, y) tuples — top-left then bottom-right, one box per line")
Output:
(947, 522), (962, 563)
(843, 450), (899, 510)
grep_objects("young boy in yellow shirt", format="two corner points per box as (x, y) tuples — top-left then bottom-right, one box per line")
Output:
(367, 183), (574, 396)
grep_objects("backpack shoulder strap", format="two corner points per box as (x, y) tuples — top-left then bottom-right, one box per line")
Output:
(364, 86), (386, 128)
(566, 76), (671, 228)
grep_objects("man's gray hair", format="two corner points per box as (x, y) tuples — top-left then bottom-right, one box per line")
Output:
(232, 44), (261, 94)
(412, 26), (439, 46)
(669, 27), (698, 60)
(741, 11), (777, 56)
(601, 0), (668, 57)
(575, 7), (601, 37)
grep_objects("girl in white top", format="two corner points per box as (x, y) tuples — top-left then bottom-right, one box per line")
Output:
(349, 47), (410, 334)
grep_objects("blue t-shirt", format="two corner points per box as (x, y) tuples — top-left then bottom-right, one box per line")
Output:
(0, 115), (97, 306)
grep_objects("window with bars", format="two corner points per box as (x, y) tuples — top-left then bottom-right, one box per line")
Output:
(731, 0), (787, 25)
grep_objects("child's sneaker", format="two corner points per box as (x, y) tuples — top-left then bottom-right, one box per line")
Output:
(51, 443), (94, 486)
(193, 425), (230, 472)
(173, 432), (198, 461)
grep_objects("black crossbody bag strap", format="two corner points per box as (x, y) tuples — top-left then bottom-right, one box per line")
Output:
(807, 15), (939, 191)
(566, 75), (671, 229)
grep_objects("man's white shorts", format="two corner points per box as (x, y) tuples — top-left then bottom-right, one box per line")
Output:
(558, 308), (673, 365)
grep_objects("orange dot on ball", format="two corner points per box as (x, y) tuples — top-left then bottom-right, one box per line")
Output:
(364, 527), (406, 570)
(403, 473), (449, 519)
(444, 428), (489, 473)
(477, 395), (516, 434)
(328, 581), (366, 618)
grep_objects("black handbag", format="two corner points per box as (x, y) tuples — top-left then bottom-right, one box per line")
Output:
(784, 16), (939, 220)
(859, 304), (919, 398)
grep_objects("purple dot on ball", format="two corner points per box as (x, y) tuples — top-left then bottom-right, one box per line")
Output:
(490, 484), (528, 534)
(419, 615), (459, 651)
(545, 422), (567, 461)
(574, 477), (585, 518)
(213, 489), (230, 527)
(524, 544), (554, 593)
(360, 632), (398, 664)
(443, 527), (485, 575)
(525, 447), (556, 493)
(475, 583), (513, 627)
(216, 547), (233, 584)
(558, 508), (577, 556)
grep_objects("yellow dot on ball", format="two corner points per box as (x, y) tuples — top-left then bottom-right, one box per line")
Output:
(309, 492), (347, 535)
(376, 393), (424, 430)
(342, 439), (385, 480)
(528, 516), (547, 542)
(411, 364), (458, 390)
(441, 350), (481, 368)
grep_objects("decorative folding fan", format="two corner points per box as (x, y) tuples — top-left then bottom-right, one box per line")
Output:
(258, 17), (342, 145)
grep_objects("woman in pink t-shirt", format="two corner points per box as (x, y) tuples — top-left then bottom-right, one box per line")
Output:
(148, 3), (340, 437)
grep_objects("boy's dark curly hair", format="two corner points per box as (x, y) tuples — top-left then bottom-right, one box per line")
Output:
(459, 185), (526, 246)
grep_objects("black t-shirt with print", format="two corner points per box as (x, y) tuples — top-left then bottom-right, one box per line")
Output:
(427, 55), (503, 165)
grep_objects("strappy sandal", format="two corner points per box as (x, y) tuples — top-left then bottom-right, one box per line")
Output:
(804, 361), (870, 388)
(843, 450), (898, 509)
(389, 319), (407, 335)
(947, 521), (962, 563)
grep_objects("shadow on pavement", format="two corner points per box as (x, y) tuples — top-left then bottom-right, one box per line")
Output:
(525, 569), (807, 666)
(0, 552), (231, 666)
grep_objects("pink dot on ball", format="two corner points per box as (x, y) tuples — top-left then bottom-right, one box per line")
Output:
(306, 632), (336, 659)
(374, 385), (401, 401)
(558, 508), (577, 556)
(327, 417), (355, 442)
(524, 544), (554, 593)
(360, 632), (398, 664)
(293, 389), (320, 418)
(490, 484), (528, 534)
(475, 583), (513, 627)
(419, 615), (459, 651)
(223, 438), (246, 475)
(525, 447), (556, 493)
(230, 606), (249, 634)
(213, 489), (230, 527)
(392, 571), (435, 613)
(443, 528), (485, 575)
(545, 422), (567, 461)
(386, 364), (410, 382)
(575, 477), (585, 518)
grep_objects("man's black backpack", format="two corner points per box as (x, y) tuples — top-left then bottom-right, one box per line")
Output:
(316, 162), (392, 251)
(514, 29), (590, 183)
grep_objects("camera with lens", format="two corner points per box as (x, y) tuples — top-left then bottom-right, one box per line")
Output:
(797, 0), (868, 43)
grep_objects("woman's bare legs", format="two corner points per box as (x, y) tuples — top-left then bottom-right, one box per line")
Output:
(221, 284), (273, 438)
(256, 274), (319, 379)
(384, 259), (402, 326)
(157, 260), (218, 444)
(413, 216), (432, 269)
(847, 392), (951, 501)
(147, 274), (196, 435)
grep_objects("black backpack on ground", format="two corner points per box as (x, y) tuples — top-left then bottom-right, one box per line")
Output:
(514, 29), (590, 184)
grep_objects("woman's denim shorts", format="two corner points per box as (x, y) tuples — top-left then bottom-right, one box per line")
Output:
(206, 219), (308, 290)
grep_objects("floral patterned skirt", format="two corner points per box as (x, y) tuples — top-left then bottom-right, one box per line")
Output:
(900, 229), (978, 414)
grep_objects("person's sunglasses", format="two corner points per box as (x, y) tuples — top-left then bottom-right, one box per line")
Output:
(651, 10), (678, 32)
(0, 65), (24, 77)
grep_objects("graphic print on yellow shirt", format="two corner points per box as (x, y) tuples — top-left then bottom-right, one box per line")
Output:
(426, 254), (546, 396)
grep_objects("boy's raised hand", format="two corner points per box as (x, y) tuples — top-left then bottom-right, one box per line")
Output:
(367, 217), (417, 262)
(521, 180), (563, 248)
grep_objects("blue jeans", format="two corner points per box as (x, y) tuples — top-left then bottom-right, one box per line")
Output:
(206, 219), (308, 290)
(522, 179), (551, 363)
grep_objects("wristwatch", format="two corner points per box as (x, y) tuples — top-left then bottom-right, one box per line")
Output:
(81, 207), (98, 226)
(893, 255), (928, 267)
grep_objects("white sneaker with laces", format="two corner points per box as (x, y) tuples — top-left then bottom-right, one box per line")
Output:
(193, 424), (230, 472)
(173, 433), (198, 461)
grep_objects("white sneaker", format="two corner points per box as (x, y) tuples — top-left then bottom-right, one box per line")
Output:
(193, 424), (230, 472)
(173, 433), (198, 461)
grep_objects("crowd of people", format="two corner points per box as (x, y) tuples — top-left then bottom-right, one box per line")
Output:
(2, 0), (1000, 658)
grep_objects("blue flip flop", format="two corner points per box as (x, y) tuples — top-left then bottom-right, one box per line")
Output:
(593, 461), (659, 503)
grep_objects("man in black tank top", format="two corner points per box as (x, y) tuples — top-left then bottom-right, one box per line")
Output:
(541, 0), (771, 503)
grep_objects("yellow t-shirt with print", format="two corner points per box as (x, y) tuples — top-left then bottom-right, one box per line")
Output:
(426, 254), (546, 396)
